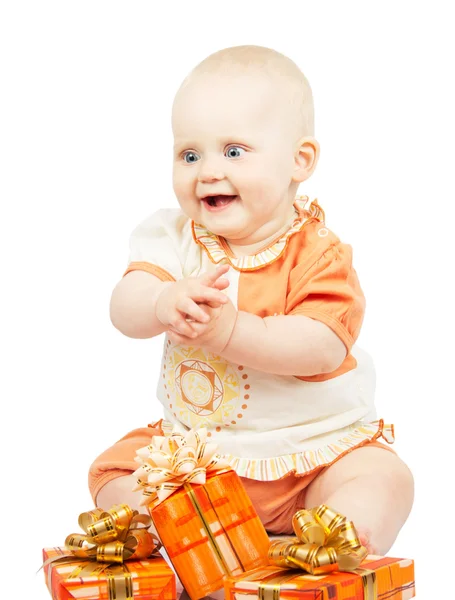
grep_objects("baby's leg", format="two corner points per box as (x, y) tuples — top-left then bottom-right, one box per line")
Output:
(89, 423), (162, 512)
(97, 473), (146, 513)
(304, 446), (414, 555)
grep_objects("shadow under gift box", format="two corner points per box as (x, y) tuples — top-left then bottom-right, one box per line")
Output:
(42, 547), (176, 600)
(149, 469), (271, 600)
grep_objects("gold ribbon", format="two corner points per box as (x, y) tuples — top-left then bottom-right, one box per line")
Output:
(43, 504), (161, 600)
(255, 566), (377, 600)
(268, 505), (368, 576)
(183, 482), (233, 576)
(133, 426), (230, 506)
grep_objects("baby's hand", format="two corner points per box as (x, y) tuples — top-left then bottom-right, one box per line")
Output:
(167, 297), (238, 354)
(155, 265), (230, 338)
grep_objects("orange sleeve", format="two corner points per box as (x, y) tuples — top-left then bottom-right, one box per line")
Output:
(123, 262), (176, 281)
(286, 241), (365, 352)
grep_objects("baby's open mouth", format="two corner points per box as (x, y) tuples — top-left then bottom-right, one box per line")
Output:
(202, 195), (237, 209)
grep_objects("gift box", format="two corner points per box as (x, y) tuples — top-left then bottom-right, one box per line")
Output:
(223, 555), (416, 600)
(134, 428), (271, 600)
(42, 504), (176, 600)
(175, 566), (225, 600)
(43, 547), (176, 600)
(224, 505), (415, 599)
(152, 469), (270, 599)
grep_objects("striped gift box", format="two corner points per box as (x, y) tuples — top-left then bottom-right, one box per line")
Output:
(43, 547), (176, 600)
(150, 470), (271, 600)
(223, 555), (415, 600)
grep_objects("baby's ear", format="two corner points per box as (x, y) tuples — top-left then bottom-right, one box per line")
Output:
(292, 137), (320, 183)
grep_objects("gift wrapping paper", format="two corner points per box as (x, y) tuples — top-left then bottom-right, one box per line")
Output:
(149, 469), (271, 600)
(176, 575), (225, 600)
(223, 555), (415, 600)
(43, 547), (176, 600)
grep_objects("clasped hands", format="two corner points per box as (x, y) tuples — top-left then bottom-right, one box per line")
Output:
(155, 264), (237, 353)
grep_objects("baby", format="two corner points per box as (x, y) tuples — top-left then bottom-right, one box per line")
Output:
(89, 45), (414, 555)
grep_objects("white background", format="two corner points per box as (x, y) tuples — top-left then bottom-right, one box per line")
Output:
(1, 1), (453, 597)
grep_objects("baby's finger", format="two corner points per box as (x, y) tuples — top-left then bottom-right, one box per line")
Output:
(177, 298), (210, 324)
(204, 300), (223, 309)
(169, 313), (198, 338)
(200, 286), (228, 304)
(192, 286), (229, 305)
(168, 329), (193, 345)
(199, 264), (230, 287)
(186, 321), (206, 337)
(212, 277), (230, 291)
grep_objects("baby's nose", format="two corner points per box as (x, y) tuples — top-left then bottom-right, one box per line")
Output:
(197, 158), (225, 183)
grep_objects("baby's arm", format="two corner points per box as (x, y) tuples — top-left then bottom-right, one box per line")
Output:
(171, 306), (346, 376)
(110, 271), (168, 338)
(110, 265), (230, 339)
(222, 312), (346, 375)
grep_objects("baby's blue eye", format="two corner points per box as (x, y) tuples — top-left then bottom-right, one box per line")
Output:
(183, 151), (200, 164)
(225, 146), (245, 159)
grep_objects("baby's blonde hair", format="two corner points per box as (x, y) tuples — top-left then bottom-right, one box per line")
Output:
(185, 45), (315, 138)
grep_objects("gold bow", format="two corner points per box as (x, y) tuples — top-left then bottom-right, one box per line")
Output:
(268, 505), (368, 575)
(133, 426), (230, 506)
(64, 503), (158, 562)
(43, 504), (161, 600)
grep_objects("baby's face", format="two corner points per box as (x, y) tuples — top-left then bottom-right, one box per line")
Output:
(172, 73), (301, 244)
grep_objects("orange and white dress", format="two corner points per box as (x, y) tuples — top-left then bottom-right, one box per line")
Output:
(123, 197), (393, 482)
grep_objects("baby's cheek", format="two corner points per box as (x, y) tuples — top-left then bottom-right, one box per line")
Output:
(239, 176), (269, 203)
(172, 174), (187, 199)
(173, 166), (193, 195)
(173, 181), (197, 215)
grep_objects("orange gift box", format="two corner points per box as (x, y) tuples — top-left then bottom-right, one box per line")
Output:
(149, 469), (271, 600)
(223, 555), (415, 600)
(43, 547), (176, 600)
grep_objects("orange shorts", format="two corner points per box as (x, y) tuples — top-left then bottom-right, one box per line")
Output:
(88, 423), (395, 535)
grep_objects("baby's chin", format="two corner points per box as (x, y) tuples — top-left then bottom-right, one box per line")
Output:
(198, 215), (251, 239)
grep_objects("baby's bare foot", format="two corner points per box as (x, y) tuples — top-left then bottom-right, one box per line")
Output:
(357, 527), (377, 555)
